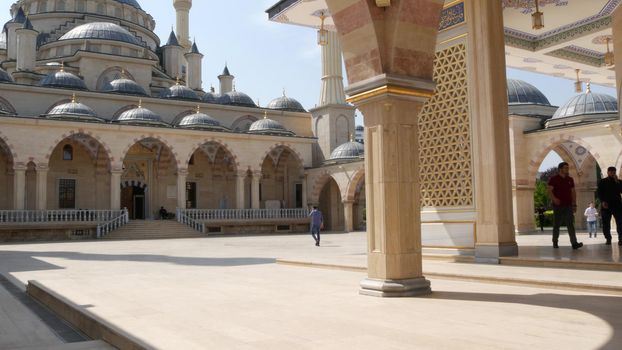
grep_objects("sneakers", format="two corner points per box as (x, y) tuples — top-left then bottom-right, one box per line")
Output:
(572, 242), (584, 250)
(553, 242), (559, 249)
(606, 239), (612, 245)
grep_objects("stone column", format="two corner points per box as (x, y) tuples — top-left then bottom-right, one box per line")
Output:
(13, 165), (26, 210)
(349, 78), (436, 297)
(320, 31), (347, 106)
(512, 186), (535, 233)
(613, 5), (622, 111)
(236, 170), (247, 209)
(575, 187), (596, 230)
(110, 170), (122, 210)
(177, 169), (188, 209)
(35, 166), (48, 210)
(301, 174), (308, 209)
(251, 171), (262, 209)
(343, 200), (354, 232)
(466, 0), (518, 263)
(16, 22), (38, 72)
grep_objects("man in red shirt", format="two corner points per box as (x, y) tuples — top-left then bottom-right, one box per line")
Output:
(547, 162), (583, 249)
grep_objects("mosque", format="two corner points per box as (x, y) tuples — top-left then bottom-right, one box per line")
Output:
(0, 0), (621, 294)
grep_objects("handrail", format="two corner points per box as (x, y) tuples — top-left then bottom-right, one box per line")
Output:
(0, 209), (126, 223)
(96, 209), (129, 238)
(177, 208), (205, 233)
(178, 208), (309, 222)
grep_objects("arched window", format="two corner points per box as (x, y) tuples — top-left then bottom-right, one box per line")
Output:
(63, 144), (73, 161)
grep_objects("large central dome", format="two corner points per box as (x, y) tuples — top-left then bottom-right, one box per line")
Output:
(114, 0), (142, 9)
(59, 23), (141, 46)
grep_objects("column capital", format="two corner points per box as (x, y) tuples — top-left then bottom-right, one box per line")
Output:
(13, 164), (27, 171)
(110, 169), (124, 175)
(36, 165), (50, 172)
(251, 170), (262, 178)
(236, 170), (248, 178)
(177, 168), (189, 176)
(342, 200), (355, 204)
(345, 74), (436, 105)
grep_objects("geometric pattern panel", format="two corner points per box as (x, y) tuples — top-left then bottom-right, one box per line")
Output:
(419, 43), (473, 207)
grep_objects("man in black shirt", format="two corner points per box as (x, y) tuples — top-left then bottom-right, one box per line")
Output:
(597, 166), (622, 245)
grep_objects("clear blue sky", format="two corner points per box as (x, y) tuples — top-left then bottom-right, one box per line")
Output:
(2, 0), (617, 170)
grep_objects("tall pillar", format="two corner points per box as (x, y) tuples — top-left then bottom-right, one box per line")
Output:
(301, 175), (308, 209)
(110, 170), (122, 210)
(251, 171), (261, 209)
(343, 200), (354, 232)
(177, 169), (188, 209)
(236, 170), (247, 209)
(467, 0), (518, 263)
(613, 5), (622, 111)
(13, 165), (26, 210)
(16, 19), (38, 72)
(512, 187), (535, 233)
(35, 166), (48, 210)
(320, 31), (346, 106)
(173, 0), (192, 50)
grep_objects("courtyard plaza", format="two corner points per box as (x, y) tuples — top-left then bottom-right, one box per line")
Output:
(1, 230), (621, 350)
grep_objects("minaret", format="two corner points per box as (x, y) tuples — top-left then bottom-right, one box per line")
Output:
(218, 65), (234, 94)
(309, 30), (356, 165)
(162, 28), (184, 79)
(6, 7), (26, 61)
(173, 0), (192, 50)
(16, 17), (38, 72)
(184, 40), (203, 90)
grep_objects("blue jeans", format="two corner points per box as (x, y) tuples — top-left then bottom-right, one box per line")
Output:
(311, 224), (321, 244)
(587, 221), (597, 235)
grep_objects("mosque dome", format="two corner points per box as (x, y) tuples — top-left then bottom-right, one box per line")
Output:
(552, 88), (617, 120)
(248, 115), (294, 136)
(40, 70), (88, 90)
(59, 23), (141, 46)
(202, 88), (221, 104)
(0, 67), (14, 83)
(117, 103), (168, 126)
(46, 98), (103, 122)
(103, 78), (147, 96)
(267, 94), (306, 112)
(114, 0), (142, 9)
(178, 108), (229, 132)
(507, 79), (550, 105)
(160, 83), (200, 101)
(218, 91), (257, 108)
(329, 141), (365, 161)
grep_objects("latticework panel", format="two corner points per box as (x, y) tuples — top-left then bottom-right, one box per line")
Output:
(419, 43), (473, 207)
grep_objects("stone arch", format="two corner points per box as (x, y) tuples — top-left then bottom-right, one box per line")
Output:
(119, 135), (179, 170)
(121, 180), (147, 189)
(256, 143), (305, 174)
(344, 167), (365, 201)
(182, 138), (240, 172)
(43, 130), (113, 169)
(309, 170), (341, 205)
(0, 129), (17, 164)
(0, 96), (17, 115)
(231, 115), (258, 132)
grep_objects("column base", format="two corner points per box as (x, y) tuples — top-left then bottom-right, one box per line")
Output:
(359, 277), (431, 297)
(475, 243), (518, 264)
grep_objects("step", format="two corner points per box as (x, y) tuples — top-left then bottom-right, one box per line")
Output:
(102, 220), (204, 240)
(10, 340), (114, 350)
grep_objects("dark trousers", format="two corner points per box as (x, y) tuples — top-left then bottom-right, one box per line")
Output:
(311, 224), (321, 244)
(601, 207), (622, 241)
(552, 206), (578, 245)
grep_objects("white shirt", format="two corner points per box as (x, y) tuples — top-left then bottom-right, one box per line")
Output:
(584, 207), (598, 222)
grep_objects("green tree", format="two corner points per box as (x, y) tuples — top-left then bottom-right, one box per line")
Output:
(534, 179), (550, 210)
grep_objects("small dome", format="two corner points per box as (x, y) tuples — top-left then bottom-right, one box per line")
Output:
(178, 108), (229, 131)
(329, 141), (365, 161)
(46, 99), (103, 122)
(267, 94), (306, 112)
(218, 91), (257, 108)
(103, 78), (147, 96)
(552, 89), (618, 120)
(117, 104), (168, 126)
(40, 70), (87, 90)
(0, 67), (14, 83)
(114, 0), (142, 9)
(59, 22), (141, 46)
(160, 83), (200, 101)
(507, 79), (550, 105)
(248, 115), (294, 136)
(202, 88), (221, 104)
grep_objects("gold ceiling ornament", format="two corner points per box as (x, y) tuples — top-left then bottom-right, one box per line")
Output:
(532, 0), (544, 30)
(375, 0), (391, 7)
(574, 69), (582, 93)
(317, 12), (328, 46)
(605, 37), (615, 67)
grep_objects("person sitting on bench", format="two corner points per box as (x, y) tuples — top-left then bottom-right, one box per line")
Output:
(159, 206), (168, 220)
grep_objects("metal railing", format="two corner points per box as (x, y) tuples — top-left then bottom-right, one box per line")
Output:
(179, 208), (309, 221)
(0, 209), (126, 224)
(177, 208), (205, 233)
(96, 209), (129, 238)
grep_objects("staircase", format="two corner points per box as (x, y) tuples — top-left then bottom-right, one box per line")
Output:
(101, 220), (206, 240)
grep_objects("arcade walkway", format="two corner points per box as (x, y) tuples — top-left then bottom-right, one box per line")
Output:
(0, 232), (621, 349)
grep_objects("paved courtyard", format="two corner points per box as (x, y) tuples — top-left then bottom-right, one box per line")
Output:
(1, 231), (621, 349)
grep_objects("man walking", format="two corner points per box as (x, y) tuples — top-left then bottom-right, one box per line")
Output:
(597, 166), (622, 245)
(547, 162), (583, 249)
(309, 206), (323, 246)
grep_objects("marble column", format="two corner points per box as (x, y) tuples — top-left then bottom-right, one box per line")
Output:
(177, 169), (188, 209)
(13, 165), (26, 210)
(236, 171), (247, 209)
(301, 175), (308, 209)
(512, 186), (536, 234)
(467, 0), (518, 263)
(35, 166), (48, 210)
(350, 78), (436, 297)
(613, 5), (621, 111)
(251, 170), (262, 209)
(343, 200), (354, 232)
(110, 170), (122, 210)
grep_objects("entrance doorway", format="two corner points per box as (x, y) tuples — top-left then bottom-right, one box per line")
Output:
(122, 185), (146, 219)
